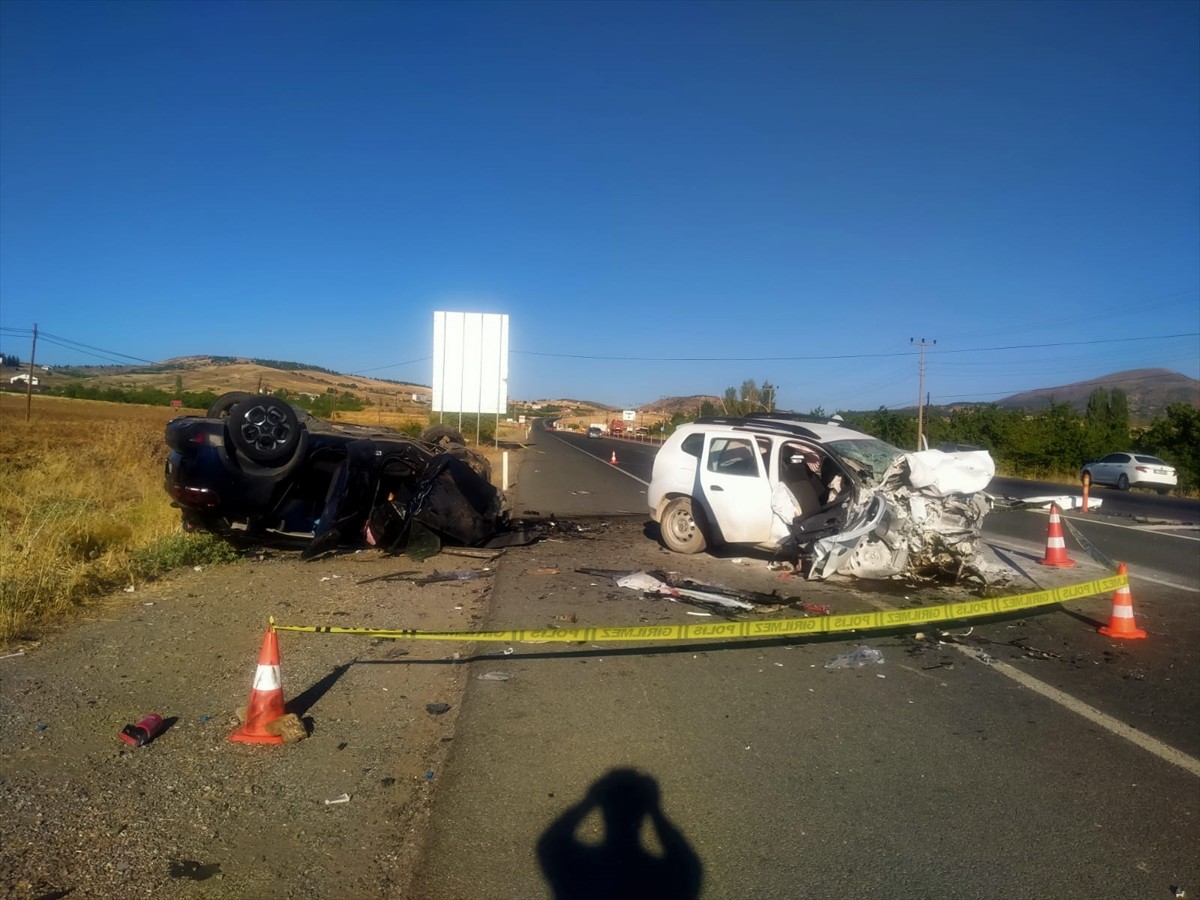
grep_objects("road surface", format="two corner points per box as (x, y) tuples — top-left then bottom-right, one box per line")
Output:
(411, 423), (1200, 899)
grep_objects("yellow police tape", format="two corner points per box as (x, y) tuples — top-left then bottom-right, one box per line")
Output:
(272, 572), (1124, 645)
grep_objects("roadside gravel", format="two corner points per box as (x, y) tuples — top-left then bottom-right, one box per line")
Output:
(1, 548), (493, 899)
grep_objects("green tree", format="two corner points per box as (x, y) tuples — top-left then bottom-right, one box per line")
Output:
(1136, 403), (1199, 492)
(1083, 388), (1111, 461)
(1108, 389), (1129, 448)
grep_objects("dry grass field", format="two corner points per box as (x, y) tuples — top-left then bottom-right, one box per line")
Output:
(0, 395), (524, 644)
(0, 395), (234, 644)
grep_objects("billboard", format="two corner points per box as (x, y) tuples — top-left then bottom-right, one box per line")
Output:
(432, 312), (509, 415)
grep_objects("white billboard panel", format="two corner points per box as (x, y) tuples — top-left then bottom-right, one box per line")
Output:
(622, 410), (636, 421)
(433, 312), (509, 415)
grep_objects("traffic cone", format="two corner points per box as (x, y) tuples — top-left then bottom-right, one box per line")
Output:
(1098, 563), (1146, 639)
(609, 451), (618, 465)
(1037, 502), (1076, 567)
(230, 624), (287, 745)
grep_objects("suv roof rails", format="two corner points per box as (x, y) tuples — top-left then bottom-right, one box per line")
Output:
(739, 412), (843, 426)
(692, 415), (825, 440)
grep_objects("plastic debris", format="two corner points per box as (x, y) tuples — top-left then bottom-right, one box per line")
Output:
(425, 702), (451, 715)
(477, 672), (513, 682)
(824, 646), (885, 669)
(324, 793), (351, 805)
(0, 650), (25, 661)
(424, 770), (435, 780)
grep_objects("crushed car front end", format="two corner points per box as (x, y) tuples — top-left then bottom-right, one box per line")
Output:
(806, 448), (995, 581)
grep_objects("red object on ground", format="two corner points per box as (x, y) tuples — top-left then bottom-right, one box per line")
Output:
(119, 713), (165, 747)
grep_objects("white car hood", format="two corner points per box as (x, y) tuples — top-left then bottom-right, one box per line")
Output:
(878, 449), (996, 496)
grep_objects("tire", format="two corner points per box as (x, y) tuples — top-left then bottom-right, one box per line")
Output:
(207, 391), (255, 418)
(660, 497), (707, 554)
(228, 396), (302, 464)
(448, 447), (492, 482)
(1117, 474), (1130, 491)
(420, 424), (467, 448)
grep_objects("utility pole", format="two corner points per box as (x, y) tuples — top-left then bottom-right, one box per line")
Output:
(911, 337), (935, 450)
(25, 323), (38, 422)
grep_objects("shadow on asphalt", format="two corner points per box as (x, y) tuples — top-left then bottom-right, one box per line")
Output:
(537, 768), (703, 900)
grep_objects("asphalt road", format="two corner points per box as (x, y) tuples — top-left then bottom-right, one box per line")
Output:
(411, 425), (1200, 899)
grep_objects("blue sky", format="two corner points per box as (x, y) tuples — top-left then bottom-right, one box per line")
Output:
(1, 0), (1197, 412)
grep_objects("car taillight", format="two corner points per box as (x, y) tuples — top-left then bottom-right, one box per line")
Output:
(1135, 466), (1148, 472)
(168, 484), (221, 508)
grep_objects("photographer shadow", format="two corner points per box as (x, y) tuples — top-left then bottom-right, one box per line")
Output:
(537, 768), (702, 900)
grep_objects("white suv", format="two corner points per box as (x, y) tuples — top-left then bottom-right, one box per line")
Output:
(648, 415), (995, 580)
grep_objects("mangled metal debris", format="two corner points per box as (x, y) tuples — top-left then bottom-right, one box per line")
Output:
(578, 568), (818, 618)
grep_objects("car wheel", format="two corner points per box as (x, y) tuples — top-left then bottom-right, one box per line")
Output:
(207, 391), (255, 418)
(448, 447), (492, 482)
(228, 396), (302, 464)
(660, 497), (707, 554)
(1117, 474), (1130, 491)
(420, 424), (467, 448)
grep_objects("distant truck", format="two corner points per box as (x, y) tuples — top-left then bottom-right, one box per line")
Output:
(609, 419), (625, 436)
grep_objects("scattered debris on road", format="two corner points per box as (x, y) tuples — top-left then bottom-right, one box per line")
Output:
(825, 646), (885, 669)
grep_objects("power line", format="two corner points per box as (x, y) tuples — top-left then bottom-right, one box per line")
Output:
(350, 356), (432, 375)
(510, 332), (1198, 363)
(38, 330), (155, 364)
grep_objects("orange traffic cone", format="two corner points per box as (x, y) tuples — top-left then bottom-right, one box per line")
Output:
(230, 624), (287, 744)
(1098, 563), (1146, 639)
(1038, 502), (1076, 567)
(609, 451), (618, 465)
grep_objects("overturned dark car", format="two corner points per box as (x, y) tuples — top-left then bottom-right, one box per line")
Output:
(164, 392), (504, 558)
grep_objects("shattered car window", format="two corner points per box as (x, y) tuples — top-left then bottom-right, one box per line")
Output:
(824, 439), (903, 480)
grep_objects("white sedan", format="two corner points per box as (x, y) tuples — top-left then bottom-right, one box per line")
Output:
(1082, 452), (1177, 494)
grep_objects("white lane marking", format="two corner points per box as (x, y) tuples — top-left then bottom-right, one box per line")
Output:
(985, 534), (1200, 594)
(1025, 508), (1200, 541)
(1069, 516), (1200, 542)
(548, 433), (651, 487)
(868, 587), (1200, 776)
(947, 643), (1200, 779)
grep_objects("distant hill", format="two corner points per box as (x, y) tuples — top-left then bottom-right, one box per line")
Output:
(2, 356), (434, 411)
(644, 395), (724, 417)
(996, 368), (1198, 421)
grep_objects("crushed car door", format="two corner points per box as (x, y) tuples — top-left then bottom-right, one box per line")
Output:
(697, 433), (773, 544)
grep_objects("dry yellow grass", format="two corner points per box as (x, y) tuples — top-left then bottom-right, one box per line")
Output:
(0, 394), (222, 643)
(0, 395), (528, 643)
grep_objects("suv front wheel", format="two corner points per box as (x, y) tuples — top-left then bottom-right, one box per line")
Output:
(660, 497), (707, 554)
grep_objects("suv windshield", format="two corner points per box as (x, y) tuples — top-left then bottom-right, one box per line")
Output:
(825, 438), (903, 480)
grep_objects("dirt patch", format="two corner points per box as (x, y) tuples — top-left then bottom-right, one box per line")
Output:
(0, 549), (495, 899)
